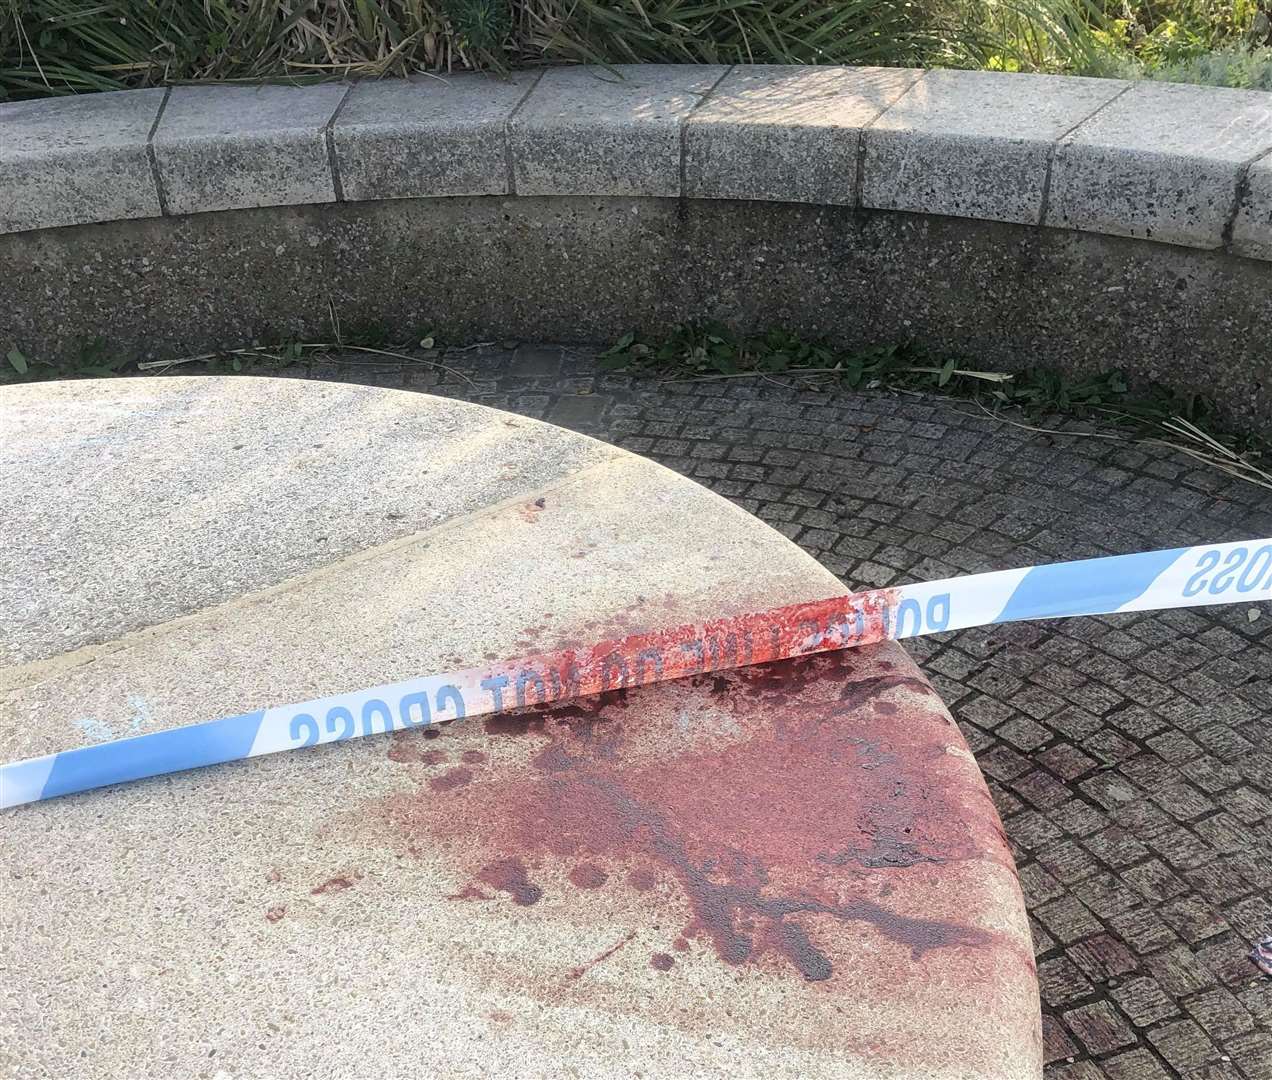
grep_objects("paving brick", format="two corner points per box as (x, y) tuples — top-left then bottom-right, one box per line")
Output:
(1102, 1048), (1175, 1080)
(1110, 976), (1181, 1026)
(1146, 1019), (1220, 1073)
(1123, 860), (1188, 903)
(1182, 987), (1255, 1041)
(1222, 1031), (1272, 1080)
(1063, 1000), (1139, 1055)
(1042, 1013), (1080, 1064)
(1013, 770), (1074, 810)
(1040, 743), (1100, 780)
(1037, 841), (1102, 885)
(1142, 945), (1217, 997)
(1068, 933), (1140, 981)
(1083, 827), (1151, 868)
(1036, 896), (1105, 944)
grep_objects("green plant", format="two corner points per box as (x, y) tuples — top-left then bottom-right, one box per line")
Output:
(1, 0), (1111, 100)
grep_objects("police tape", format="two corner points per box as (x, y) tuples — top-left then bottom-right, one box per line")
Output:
(2, 538), (1270, 809)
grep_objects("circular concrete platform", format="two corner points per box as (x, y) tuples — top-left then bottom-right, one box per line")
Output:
(0, 377), (1040, 1078)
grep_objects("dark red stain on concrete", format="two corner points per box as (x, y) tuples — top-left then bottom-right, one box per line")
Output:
(379, 650), (1021, 986)
(479, 857), (543, 906)
(265, 905), (286, 922)
(462, 750), (489, 765)
(311, 872), (361, 895)
(650, 952), (674, 971)
(387, 732), (450, 764)
(428, 766), (473, 791)
(570, 930), (636, 980)
(628, 868), (656, 892)
(569, 863), (608, 889)
(449, 885), (492, 901)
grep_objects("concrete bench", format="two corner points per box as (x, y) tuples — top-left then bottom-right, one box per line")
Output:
(0, 376), (1040, 1078)
(1, 65), (1269, 425)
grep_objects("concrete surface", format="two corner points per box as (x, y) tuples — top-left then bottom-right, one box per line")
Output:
(0, 89), (165, 232)
(682, 65), (921, 205)
(333, 72), (539, 200)
(0, 377), (1040, 1079)
(1232, 150), (1272, 261)
(861, 70), (1127, 226)
(507, 64), (728, 196)
(302, 338), (1272, 1080)
(1047, 82), (1272, 250)
(2, 196), (1269, 427)
(153, 84), (348, 215)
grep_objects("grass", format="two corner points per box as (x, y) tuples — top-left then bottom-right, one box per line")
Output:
(3, 0), (1235, 101)
(4, 0), (1266, 102)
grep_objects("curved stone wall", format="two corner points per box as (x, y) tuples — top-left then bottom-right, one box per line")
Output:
(2, 66), (1269, 422)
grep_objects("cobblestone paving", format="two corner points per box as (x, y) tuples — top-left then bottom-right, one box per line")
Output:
(307, 343), (1271, 1079)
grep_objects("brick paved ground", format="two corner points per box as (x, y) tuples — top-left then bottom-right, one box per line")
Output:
(300, 343), (1271, 1078)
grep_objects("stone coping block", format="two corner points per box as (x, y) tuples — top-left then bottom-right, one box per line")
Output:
(0, 89), (165, 233)
(2, 66), (1271, 261)
(333, 72), (539, 200)
(508, 64), (727, 197)
(153, 83), (348, 215)
(1233, 150), (1272, 260)
(1047, 81), (1272, 250)
(862, 70), (1129, 226)
(683, 65), (922, 205)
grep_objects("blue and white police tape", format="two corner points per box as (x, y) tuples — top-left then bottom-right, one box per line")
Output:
(2, 538), (1269, 809)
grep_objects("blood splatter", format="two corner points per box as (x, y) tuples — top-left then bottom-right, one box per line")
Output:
(376, 649), (1023, 987)
(462, 750), (488, 765)
(428, 766), (473, 792)
(628, 868), (656, 892)
(650, 952), (674, 971)
(479, 857), (542, 906)
(387, 732), (449, 765)
(569, 930), (636, 980)
(311, 872), (361, 895)
(265, 905), (286, 922)
(569, 864), (608, 889)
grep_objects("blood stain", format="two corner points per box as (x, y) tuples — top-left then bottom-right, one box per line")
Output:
(650, 953), (674, 971)
(628, 868), (656, 892)
(377, 650), (1019, 986)
(265, 905), (286, 922)
(569, 864), (608, 889)
(569, 930), (636, 980)
(478, 857), (543, 906)
(428, 766), (473, 792)
(311, 872), (361, 895)
(449, 885), (492, 901)
(387, 733), (449, 764)
(462, 750), (488, 765)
